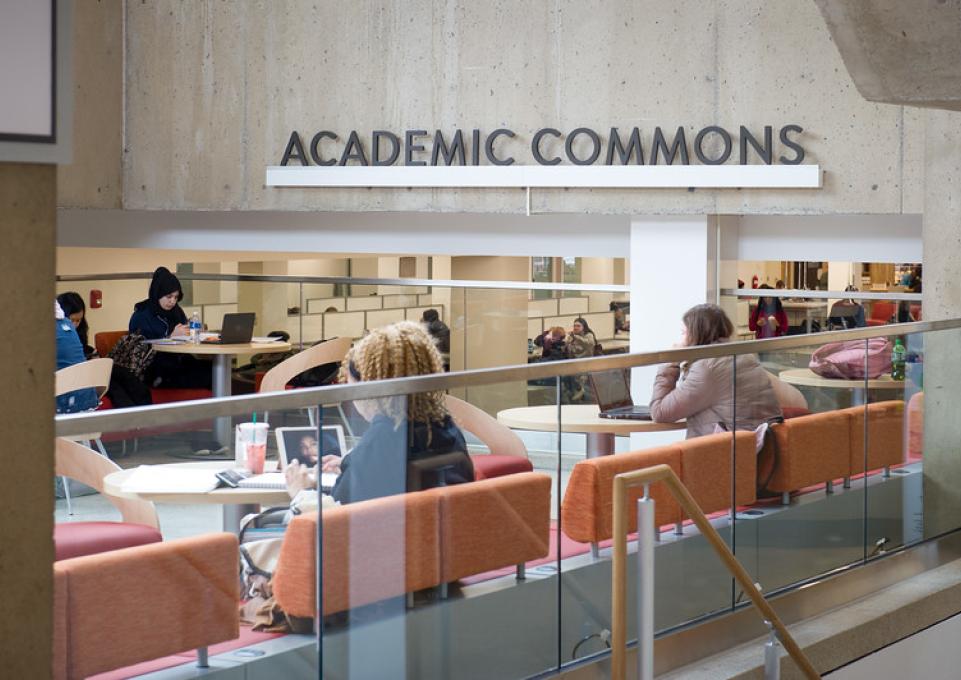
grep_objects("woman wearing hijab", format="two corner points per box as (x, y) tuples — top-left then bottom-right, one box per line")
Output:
(128, 267), (211, 389)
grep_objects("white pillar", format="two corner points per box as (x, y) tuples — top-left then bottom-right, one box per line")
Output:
(630, 216), (715, 446)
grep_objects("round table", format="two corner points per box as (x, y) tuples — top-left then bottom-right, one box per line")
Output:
(152, 339), (291, 444)
(103, 460), (292, 532)
(496, 404), (685, 457)
(779, 368), (906, 405)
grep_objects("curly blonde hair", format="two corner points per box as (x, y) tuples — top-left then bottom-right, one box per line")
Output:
(341, 320), (449, 428)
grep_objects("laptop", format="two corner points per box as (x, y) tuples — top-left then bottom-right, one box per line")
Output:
(202, 312), (256, 344)
(589, 369), (652, 420)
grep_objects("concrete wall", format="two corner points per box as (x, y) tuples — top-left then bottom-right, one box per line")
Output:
(60, 0), (927, 217)
(0, 163), (55, 678)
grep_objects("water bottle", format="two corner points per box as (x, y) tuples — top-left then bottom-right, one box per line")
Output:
(891, 337), (906, 381)
(189, 311), (202, 344)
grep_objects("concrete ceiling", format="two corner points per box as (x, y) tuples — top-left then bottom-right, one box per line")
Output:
(814, 0), (961, 111)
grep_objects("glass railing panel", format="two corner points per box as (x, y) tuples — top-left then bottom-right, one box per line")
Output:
(743, 335), (868, 594)
(318, 375), (563, 679)
(860, 328), (922, 560)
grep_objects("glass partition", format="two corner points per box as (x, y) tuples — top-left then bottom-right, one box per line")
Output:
(53, 318), (960, 679)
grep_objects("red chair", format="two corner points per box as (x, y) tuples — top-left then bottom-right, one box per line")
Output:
(867, 301), (896, 327)
(445, 395), (534, 479)
(55, 438), (162, 561)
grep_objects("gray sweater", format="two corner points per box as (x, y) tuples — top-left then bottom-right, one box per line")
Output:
(650, 352), (782, 439)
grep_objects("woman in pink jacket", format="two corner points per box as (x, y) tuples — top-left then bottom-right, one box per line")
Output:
(650, 304), (782, 439)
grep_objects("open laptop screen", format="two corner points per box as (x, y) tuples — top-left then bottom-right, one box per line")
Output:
(590, 369), (634, 411)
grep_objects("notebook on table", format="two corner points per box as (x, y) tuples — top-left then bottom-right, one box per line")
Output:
(589, 368), (652, 420)
(201, 312), (256, 344)
(238, 471), (339, 493)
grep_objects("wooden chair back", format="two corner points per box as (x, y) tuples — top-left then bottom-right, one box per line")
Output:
(55, 438), (159, 529)
(445, 395), (528, 458)
(259, 337), (352, 394)
(55, 358), (113, 400)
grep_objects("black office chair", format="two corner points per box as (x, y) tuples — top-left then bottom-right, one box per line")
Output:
(827, 302), (863, 330)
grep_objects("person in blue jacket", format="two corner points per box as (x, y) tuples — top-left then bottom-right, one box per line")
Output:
(128, 267), (211, 389)
(56, 301), (98, 413)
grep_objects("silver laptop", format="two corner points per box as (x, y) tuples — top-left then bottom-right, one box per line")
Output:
(590, 369), (651, 420)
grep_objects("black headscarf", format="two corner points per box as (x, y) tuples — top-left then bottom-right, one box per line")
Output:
(137, 267), (184, 322)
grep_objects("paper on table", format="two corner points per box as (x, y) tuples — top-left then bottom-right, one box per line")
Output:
(122, 465), (220, 494)
(251, 336), (284, 343)
(238, 471), (339, 491)
(145, 338), (188, 345)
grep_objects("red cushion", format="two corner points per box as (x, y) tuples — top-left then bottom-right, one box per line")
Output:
(469, 455), (534, 480)
(781, 407), (811, 419)
(97, 396), (114, 410)
(149, 388), (213, 404)
(54, 522), (163, 561)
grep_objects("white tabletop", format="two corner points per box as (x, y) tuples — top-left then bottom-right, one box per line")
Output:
(150, 340), (292, 355)
(779, 368), (905, 390)
(102, 460), (292, 506)
(496, 404), (685, 434)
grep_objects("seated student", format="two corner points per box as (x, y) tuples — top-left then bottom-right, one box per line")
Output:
(420, 308), (450, 353)
(828, 285), (867, 329)
(128, 266), (211, 389)
(610, 301), (630, 332)
(650, 304), (782, 439)
(57, 291), (96, 360)
(285, 320), (474, 508)
(533, 326), (568, 361)
(55, 301), (98, 414)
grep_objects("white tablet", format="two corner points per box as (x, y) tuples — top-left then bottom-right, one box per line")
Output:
(275, 425), (347, 469)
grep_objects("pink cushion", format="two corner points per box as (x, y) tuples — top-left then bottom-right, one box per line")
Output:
(470, 455), (533, 480)
(55, 522), (163, 561)
(781, 406), (811, 419)
(150, 388), (213, 404)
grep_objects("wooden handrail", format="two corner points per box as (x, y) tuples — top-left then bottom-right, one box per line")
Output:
(611, 464), (820, 680)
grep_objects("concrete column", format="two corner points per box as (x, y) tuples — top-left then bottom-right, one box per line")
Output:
(0, 163), (55, 677)
(450, 256), (529, 414)
(922, 109), (961, 538)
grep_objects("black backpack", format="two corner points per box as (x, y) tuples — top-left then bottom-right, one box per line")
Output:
(108, 333), (156, 382)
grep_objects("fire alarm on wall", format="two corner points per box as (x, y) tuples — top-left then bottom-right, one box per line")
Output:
(89, 289), (102, 309)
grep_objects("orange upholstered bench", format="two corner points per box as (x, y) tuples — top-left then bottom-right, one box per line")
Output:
(841, 400), (905, 482)
(561, 433), (757, 555)
(272, 472), (552, 618)
(561, 445), (683, 556)
(53, 533), (239, 680)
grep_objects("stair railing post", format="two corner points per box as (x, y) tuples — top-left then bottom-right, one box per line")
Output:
(637, 484), (655, 680)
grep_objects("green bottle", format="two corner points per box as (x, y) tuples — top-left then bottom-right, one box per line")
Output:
(891, 338), (906, 381)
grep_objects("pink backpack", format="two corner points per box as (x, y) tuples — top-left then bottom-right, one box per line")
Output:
(809, 338), (892, 379)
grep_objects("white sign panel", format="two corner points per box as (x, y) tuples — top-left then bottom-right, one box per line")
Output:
(265, 164), (822, 189)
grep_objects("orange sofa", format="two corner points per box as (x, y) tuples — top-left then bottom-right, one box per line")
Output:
(53, 533), (240, 680)
(272, 472), (551, 618)
(560, 431), (757, 552)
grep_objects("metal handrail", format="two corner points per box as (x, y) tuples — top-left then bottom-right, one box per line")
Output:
(54, 271), (630, 293)
(721, 287), (922, 302)
(611, 464), (819, 680)
(55, 317), (955, 438)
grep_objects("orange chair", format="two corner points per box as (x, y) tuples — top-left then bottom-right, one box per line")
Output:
(907, 392), (924, 458)
(438, 472), (550, 588)
(94, 330), (127, 358)
(272, 473), (552, 618)
(53, 533), (239, 679)
(758, 410), (852, 504)
(677, 431), (757, 520)
(561, 445), (683, 556)
(842, 401), (905, 482)
(867, 301), (896, 327)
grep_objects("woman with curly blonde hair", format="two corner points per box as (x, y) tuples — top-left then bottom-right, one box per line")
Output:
(288, 321), (473, 506)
